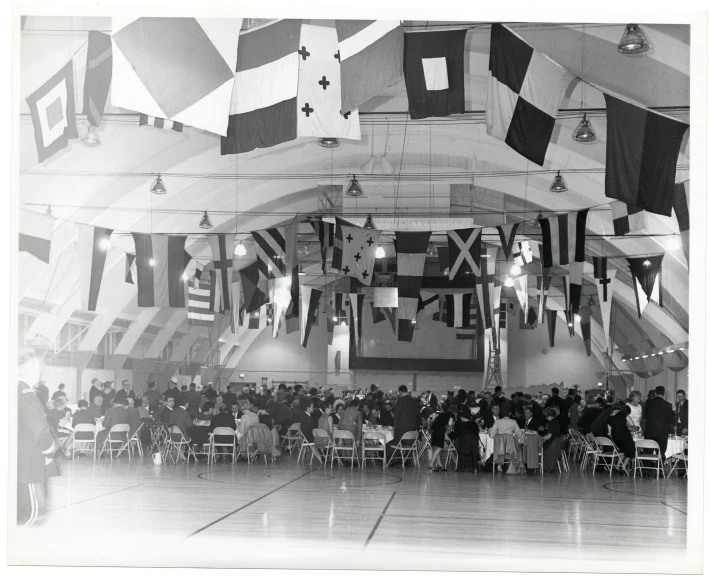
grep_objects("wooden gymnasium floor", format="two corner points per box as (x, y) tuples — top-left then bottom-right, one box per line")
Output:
(16, 452), (688, 569)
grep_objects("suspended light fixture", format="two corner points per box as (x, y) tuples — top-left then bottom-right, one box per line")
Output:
(318, 137), (340, 148)
(199, 211), (213, 230)
(375, 245), (386, 259)
(572, 113), (597, 143)
(99, 237), (111, 251)
(234, 241), (247, 256)
(361, 154), (377, 175)
(363, 214), (376, 229)
(668, 235), (682, 250)
(380, 154), (395, 175)
(568, 321), (574, 328)
(532, 211), (544, 228)
(332, 316), (338, 322)
(346, 174), (363, 197)
(618, 24), (650, 55)
(79, 124), (101, 147)
(642, 258), (652, 268)
(510, 264), (522, 276)
(411, 319), (417, 324)
(426, 242), (437, 257)
(150, 174), (167, 195)
(504, 276), (514, 287)
(549, 171), (568, 193)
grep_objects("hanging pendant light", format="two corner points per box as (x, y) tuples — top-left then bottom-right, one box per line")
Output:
(618, 24), (650, 55)
(380, 154), (395, 175)
(532, 211), (544, 228)
(318, 137), (340, 148)
(572, 113), (597, 143)
(80, 124), (101, 147)
(375, 245), (386, 259)
(361, 154), (377, 174)
(363, 214), (376, 229)
(199, 211), (213, 230)
(234, 241), (247, 256)
(346, 174), (363, 197)
(549, 171), (568, 193)
(150, 174), (167, 195)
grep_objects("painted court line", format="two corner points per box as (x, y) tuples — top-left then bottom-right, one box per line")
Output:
(47, 483), (144, 513)
(364, 491), (396, 548)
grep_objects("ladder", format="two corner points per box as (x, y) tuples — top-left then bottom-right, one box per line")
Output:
(485, 341), (502, 390)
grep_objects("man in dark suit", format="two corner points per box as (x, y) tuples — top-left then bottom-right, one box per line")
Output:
(145, 382), (160, 413)
(675, 389), (688, 435)
(522, 405), (546, 435)
(481, 403), (499, 429)
(221, 385), (238, 412)
(164, 377), (182, 408)
(546, 387), (569, 434)
(292, 397), (315, 443)
(209, 405), (237, 431)
(97, 397), (139, 446)
(102, 382), (116, 412)
(89, 378), (103, 404)
(184, 383), (202, 419)
(72, 400), (96, 427)
(577, 397), (606, 434)
(86, 395), (104, 421)
(393, 385), (420, 444)
(643, 385), (674, 459)
(114, 380), (136, 405)
(169, 397), (194, 441)
(562, 388), (576, 422)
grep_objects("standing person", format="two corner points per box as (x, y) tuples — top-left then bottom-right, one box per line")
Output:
(541, 407), (563, 473)
(545, 387), (568, 434)
(625, 391), (643, 432)
(429, 410), (455, 472)
(609, 403), (635, 472)
(17, 348), (59, 526)
(184, 383), (202, 419)
(114, 380), (136, 405)
(675, 390), (688, 436)
(164, 377), (182, 408)
(393, 385), (419, 445)
(144, 382), (160, 413)
(51, 384), (68, 401)
(568, 395), (583, 431)
(102, 382), (116, 410)
(88, 378), (103, 404)
(640, 389), (656, 434)
(643, 386), (674, 459)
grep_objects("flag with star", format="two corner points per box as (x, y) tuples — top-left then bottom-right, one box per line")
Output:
(331, 218), (381, 286)
(297, 24), (361, 140)
(592, 256), (616, 350)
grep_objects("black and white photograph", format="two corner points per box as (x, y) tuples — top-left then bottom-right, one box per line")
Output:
(5, 1), (708, 571)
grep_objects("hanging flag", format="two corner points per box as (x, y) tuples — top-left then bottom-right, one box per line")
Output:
(486, 23), (574, 166)
(78, 225), (113, 312)
(436, 246), (450, 274)
(239, 260), (268, 314)
(26, 60), (78, 163)
(284, 219), (300, 317)
(125, 253), (136, 284)
(19, 209), (55, 263)
(208, 234), (236, 312)
(476, 244), (498, 348)
(395, 232), (431, 341)
(592, 257), (616, 350)
(495, 223), (520, 261)
(252, 227), (287, 280)
(418, 291), (440, 317)
(403, 29), (467, 119)
(444, 293), (474, 328)
(187, 272), (216, 326)
(492, 285), (503, 352)
(455, 305), (477, 340)
(628, 255), (664, 317)
(539, 209), (589, 268)
(673, 180), (689, 266)
(512, 240), (533, 267)
(222, 19), (301, 154)
(332, 218), (381, 286)
(546, 309), (557, 347)
(310, 216), (335, 274)
(132, 233), (191, 308)
(284, 301), (299, 334)
(269, 277), (292, 338)
(230, 281), (241, 334)
(83, 31), (112, 127)
(513, 275), (528, 316)
(331, 292), (347, 321)
(335, 20), (403, 113)
(604, 94), (689, 216)
(297, 24), (361, 140)
(300, 286), (323, 348)
(139, 114), (183, 132)
(526, 307), (538, 327)
(334, 350), (342, 375)
(610, 200), (647, 236)
(111, 17), (242, 136)
(579, 305), (592, 357)
(374, 287), (398, 308)
(248, 308), (263, 330)
(567, 261), (584, 317)
(536, 272), (550, 324)
(447, 228), (482, 279)
(349, 293), (365, 351)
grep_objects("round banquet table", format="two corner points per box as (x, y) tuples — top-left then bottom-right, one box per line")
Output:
(634, 436), (687, 459)
(362, 425), (394, 444)
(479, 432), (495, 461)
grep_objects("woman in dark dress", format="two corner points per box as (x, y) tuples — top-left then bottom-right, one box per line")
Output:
(429, 411), (455, 472)
(449, 405), (480, 472)
(541, 407), (562, 473)
(609, 403), (634, 471)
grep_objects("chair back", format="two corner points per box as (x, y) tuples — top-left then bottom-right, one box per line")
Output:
(634, 439), (660, 451)
(108, 423), (130, 439)
(363, 431), (386, 444)
(399, 431), (418, 445)
(594, 436), (616, 449)
(334, 429), (356, 445)
(169, 425), (188, 442)
(287, 423), (301, 433)
(313, 428), (331, 441)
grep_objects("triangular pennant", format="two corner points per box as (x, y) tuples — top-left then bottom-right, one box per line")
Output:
(495, 223), (520, 261)
(593, 257), (616, 350)
(628, 255), (664, 317)
(513, 275), (528, 316)
(546, 309), (557, 347)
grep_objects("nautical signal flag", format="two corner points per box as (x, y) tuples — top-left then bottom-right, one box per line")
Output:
(673, 180), (689, 266)
(239, 260), (268, 314)
(335, 20), (404, 113)
(495, 223), (520, 262)
(403, 29), (467, 119)
(310, 216), (335, 274)
(604, 93), (689, 217)
(26, 60), (78, 163)
(252, 227), (288, 280)
(139, 114), (183, 132)
(579, 305), (592, 357)
(349, 293), (365, 351)
(83, 31), (112, 127)
(19, 209), (55, 263)
(208, 234), (236, 313)
(111, 17), (242, 136)
(300, 286), (323, 348)
(513, 275), (529, 316)
(418, 291), (440, 317)
(610, 201), (647, 236)
(371, 304), (397, 334)
(187, 272), (216, 326)
(546, 309), (557, 347)
(78, 225), (113, 312)
(628, 255), (663, 318)
(592, 256), (616, 350)
(132, 233), (191, 308)
(536, 272), (550, 324)
(447, 228), (482, 279)
(566, 261), (584, 317)
(395, 232), (431, 341)
(512, 240), (533, 267)
(125, 253), (136, 284)
(476, 244), (498, 348)
(539, 209), (589, 268)
(445, 293), (474, 328)
(222, 19), (301, 154)
(486, 24), (573, 166)
(332, 218), (381, 286)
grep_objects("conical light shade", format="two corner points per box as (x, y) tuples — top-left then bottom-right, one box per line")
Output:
(550, 171), (568, 193)
(363, 214), (376, 229)
(150, 174), (167, 195)
(618, 24), (649, 55)
(234, 241), (247, 256)
(80, 124), (101, 147)
(346, 175), (363, 197)
(318, 137), (340, 148)
(199, 211), (213, 229)
(380, 154), (395, 175)
(360, 154), (377, 174)
(532, 211), (543, 228)
(572, 114), (597, 143)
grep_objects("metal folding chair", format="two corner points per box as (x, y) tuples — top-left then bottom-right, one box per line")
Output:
(362, 431), (386, 469)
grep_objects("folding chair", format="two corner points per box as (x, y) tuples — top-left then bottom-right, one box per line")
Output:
(146, 423), (164, 455)
(297, 430), (320, 464)
(281, 423), (302, 453)
(362, 431), (386, 469)
(442, 436), (458, 469)
(72, 424), (97, 460)
(165, 426), (197, 463)
(312, 429), (334, 464)
(210, 427), (237, 463)
(567, 430), (584, 461)
(558, 435), (570, 472)
(387, 431), (420, 468)
(418, 430), (432, 459)
(593, 437), (628, 476)
(580, 434), (602, 470)
(667, 452), (688, 478)
(332, 430), (359, 468)
(633, 439), (666, 479)
(99, 424), (131, 460)
(127, 423), (144, 458)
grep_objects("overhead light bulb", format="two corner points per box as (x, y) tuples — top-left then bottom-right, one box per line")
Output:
(533, 211), (544, 228)
(182, 272), (188, 281)
(572, 113), (597, 143)
(597, 381), (603, 387)
(340, 320), (347, 327)
(150, 174), (167, 195)
(668, 236), (682, 250)
(199, 211), (213, 230)
(375, 245), (386, 259)
(99, 237), (111, 250)
(411, 319), (417, 324)
(80, 123), (101, 147)
(361, 154), (377, 174)
(346, 174), (363, 197)
(149, 258), (156, 267)
(318, 137), (339, 148)
(642, 258), (652, 268)
(510, 264), (522, 275)
(657, 350), (664, 355)
(363, 214), (376, 229)
(380, 154), (395, 175)
(618, 24), (650, 55)
(234, 241), (247, 256)
(550, 171), (568, 193)
(568, 322), (574, 328)
(504, 276), (514, 287)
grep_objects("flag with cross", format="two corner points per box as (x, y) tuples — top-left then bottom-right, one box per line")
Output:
(331, 218), (381, 286)
(447, 228), (482, 279)
(593, 257), (616, 349)
(208, 234), (236, 313)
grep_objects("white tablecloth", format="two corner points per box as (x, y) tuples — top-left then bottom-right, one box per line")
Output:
(480, 432), (495, 461)
(634, 437), (687, 458)
(363, 426), (394, 444)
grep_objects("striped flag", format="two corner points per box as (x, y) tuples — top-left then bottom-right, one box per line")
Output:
(476, 244), (498, 348)
(19, 209), (55, 263)
(300, 286), (323, 348)
(444, 293), (474, 328)
(222, 19), (301, 154)
(187, 272), (216, 326)
(83, 31), (112, 127)
(395, 232), (431, 341)
(252, 227), (287, 279)
(78, 225), (113, 311)
(335, 20), (403, 113)
(566, 261), (584, 317)
(447, 228), (482, 279)
(284, 219), (300, 317)
(208, 234), (236, 312)
(539, 209), (589, 268)
(495, 223), (520, 261)
(673, 180), (689, 266)
(139, 113), (183, 132)
(132, 233), (191, 308)
(310, 216), (335, 274)
(374, 287), (398, 308)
